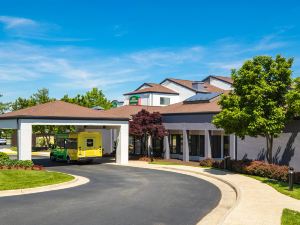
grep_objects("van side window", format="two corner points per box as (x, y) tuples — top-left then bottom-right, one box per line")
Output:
(56, 138), (66, 148)
(65, 138), (78, 149)
(86, 139), (94, 147)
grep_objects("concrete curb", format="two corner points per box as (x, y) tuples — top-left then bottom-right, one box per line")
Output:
(121, 163), (240, 225)
(164, 167), (241, 225)
(0, 172), (89, 197)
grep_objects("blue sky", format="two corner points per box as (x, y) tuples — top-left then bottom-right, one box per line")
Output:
(0, 0), (300, 102)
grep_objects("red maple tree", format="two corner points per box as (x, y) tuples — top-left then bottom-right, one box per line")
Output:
(129, 109), (167, 156)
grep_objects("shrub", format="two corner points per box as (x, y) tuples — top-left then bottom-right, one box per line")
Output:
(243, 161), (288, 182)
(0, 158), (36, 170)
(199, 158), (289, 182)
(229, 160), (288, 182)
(199, 158), (215, 167)
(0, 152), (9, 160)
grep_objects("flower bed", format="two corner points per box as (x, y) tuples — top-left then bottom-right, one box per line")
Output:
(199, 158), (289, 182)
(0, 152), (44, 171)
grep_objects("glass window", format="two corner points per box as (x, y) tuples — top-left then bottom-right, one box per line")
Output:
(86, 139), (94, 147)
(65, 138), (77, 149)
(189, 135), (205, 157)
(160, 97), (170, 105)
(169, 134), (182, 154)
(56, 138), (66, 148)
(211, 136), (221, 158)
(152, 138), (163, 157)
(224, 136), (230, 157)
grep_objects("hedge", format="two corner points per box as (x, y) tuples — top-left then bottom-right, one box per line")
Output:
(199, 158), (289, 182)
(0, 152), (44, 170)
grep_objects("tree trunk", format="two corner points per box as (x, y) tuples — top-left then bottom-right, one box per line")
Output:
(266, 135), (274, 164)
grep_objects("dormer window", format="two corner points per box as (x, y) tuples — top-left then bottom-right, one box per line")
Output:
(160, 97), (170, 105)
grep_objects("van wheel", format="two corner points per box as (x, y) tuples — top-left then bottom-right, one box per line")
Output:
(50, 155), (56, 162)
(67, 156), (72, 164)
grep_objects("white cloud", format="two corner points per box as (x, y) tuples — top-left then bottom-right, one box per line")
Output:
(0, 16), (37, 29)
(0, 15), (90, 42)
(0, 21), (297, 102)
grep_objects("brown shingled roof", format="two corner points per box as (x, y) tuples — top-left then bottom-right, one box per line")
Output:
(159, 98), (221, 114)
(0, 100), (128, 120)
(214, 76), (233, 84)
(161, 78), (224, 92)
(124, 83), (178, 95)
(99, 105), (163, 119)
(203, 75), (233, 84)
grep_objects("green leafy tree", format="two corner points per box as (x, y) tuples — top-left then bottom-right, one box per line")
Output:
(213, 55), (293, 163)
(10, 89), (71, 147)
(286, 77), (300, 117)
(0, 94), (9, 114)
(11, 89), (53, 111)
(61, 88), (112, 109)
(0, 94), (11, 138)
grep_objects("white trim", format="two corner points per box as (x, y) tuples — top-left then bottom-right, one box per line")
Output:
(17, 118), (128, 126)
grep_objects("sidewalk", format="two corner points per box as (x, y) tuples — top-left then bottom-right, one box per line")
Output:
(127, 161), (300, 225)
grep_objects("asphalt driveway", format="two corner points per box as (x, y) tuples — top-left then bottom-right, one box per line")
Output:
(0, 157), (221, 225)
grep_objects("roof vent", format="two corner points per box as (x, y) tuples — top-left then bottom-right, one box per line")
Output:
(192, 81), (206, 92)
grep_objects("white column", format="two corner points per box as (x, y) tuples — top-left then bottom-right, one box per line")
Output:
(147, 135), (152, 156)
(164, 136), (170, 159)
(17, 121), (32, 161)
(205, 130), (212, 158)
(182, 129), (189, 162)
(229, 134), (236, 160)
(221, 133), (224, 159)
(116, 124), (129, 164)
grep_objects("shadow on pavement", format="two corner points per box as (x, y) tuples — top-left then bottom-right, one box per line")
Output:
(32, 157), (116, 168)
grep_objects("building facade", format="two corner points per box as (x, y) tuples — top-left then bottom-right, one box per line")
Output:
(105, 75), (300, 171)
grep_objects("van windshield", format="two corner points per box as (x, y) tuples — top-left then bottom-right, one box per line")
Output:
(66, 138), (78, 149)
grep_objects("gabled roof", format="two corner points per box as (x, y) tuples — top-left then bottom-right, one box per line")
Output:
(202, 75), (233, 84)
(160, 78), (224, 92)
(0, 100), (128, 121)
(124, 83), (179, 95)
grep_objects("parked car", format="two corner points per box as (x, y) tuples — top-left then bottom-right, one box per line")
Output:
(0, 138), (7, 145)
(50, 132), (103, 163)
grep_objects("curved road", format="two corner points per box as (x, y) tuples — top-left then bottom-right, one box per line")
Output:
(0, 158), (221, 225)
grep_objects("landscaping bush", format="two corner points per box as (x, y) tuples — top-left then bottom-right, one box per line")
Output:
(199, 158), (289, 182)
(0, 152), (9, 160)
(242, 161), (288, 182)
(199, 158), (215, 167)
(0, 158), (43, 171)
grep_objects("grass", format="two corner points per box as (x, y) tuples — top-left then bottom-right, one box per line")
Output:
(10, 146), (17, 151)
(149, 161), (184, 165)
(281, 209), (300, 225)
(0, 170), (74, 191)
(247, 175), (300, 200)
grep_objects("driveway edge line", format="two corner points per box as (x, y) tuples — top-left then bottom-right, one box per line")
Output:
(0, 173), (89, 197)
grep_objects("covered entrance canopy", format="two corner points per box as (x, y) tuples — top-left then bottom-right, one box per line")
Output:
(0, 101), (129, 164)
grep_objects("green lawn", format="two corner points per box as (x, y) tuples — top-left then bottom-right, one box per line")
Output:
(149, 161), (184, 165)
(281, 209), (300, 225)
(0, 170), (74, 191)
(248, 175), (300, 200)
